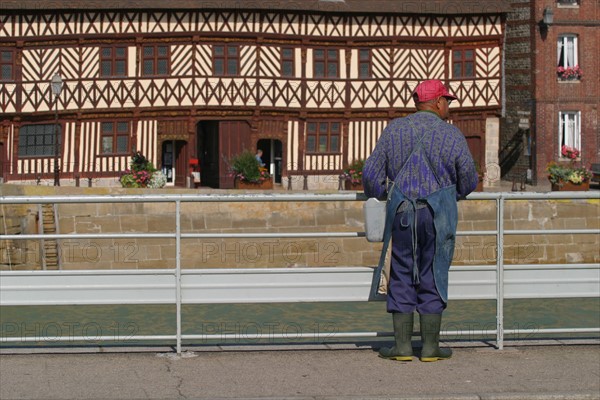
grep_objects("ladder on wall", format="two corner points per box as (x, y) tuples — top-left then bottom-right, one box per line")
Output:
(38, 204), (60, 270)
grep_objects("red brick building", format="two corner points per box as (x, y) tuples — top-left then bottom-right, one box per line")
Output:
(502, 0), (599, 186)
(533, 0), (599, 184)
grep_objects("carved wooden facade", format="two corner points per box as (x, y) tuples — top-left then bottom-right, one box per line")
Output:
(0, 2), (510, 188)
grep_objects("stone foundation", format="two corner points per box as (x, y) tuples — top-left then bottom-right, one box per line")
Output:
(1, 184), (598, 270)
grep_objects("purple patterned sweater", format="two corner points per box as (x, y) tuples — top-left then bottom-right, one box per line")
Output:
(363, 111), (479, 200)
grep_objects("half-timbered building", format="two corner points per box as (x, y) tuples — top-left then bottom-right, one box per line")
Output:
(0, 0), (511, 189)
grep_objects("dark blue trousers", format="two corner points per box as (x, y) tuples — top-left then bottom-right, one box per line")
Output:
(387, 206), (446, 315)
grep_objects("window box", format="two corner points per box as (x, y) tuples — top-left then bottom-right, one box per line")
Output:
(557, 65), (582, 81)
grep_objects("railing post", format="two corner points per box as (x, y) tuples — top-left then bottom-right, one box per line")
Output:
(496, 196), (505, 349)
(176, 200), (182, 354)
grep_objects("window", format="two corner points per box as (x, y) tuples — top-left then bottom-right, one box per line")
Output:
(557, 35), (581, 80)
(213, 45), (239, 76)
(142, 45), (169, 76)
(18, 124), (61, 157)
(313, 49), (339, 78)
(557, 35), (578, 69)
(101, 122), (129, 155)
(1, 49), (15, 81)
(100, 46), (127, 77)
(452, 49), (475, 78)
(557, 0), (579, 6)
(558, 112), (581, 157)
(306, 122), (341, 153)
(358, 49), (372, 78)
(281, 47), (295, 77)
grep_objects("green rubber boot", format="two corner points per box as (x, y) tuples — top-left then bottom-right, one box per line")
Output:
(378, 313), (414, 361)
(419, 314), (452, 362)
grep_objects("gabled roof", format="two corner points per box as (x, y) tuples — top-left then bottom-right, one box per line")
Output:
(1, 0), (512, 14)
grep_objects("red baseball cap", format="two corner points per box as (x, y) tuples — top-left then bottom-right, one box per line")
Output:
(413, 79), (458, 102)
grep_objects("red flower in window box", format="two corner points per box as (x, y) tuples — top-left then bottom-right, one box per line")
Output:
(556, 65), (582, 80)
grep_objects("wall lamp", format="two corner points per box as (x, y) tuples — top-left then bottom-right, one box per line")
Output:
(539, 7), (554, 37)
(543, 7), (554, 25)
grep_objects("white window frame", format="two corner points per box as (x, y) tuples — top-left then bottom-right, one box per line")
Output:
(557, 0), (579, 7)
(557, 35), (578, 68)
(558, 111), (581, 157)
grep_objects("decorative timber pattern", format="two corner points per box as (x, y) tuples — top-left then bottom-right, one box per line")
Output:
(171, 45), (195, 77)
(0, 84), (17, 113)
(287, 120), (300, 172)
(136, 120), (158, 167)
(258, 46), (282, 77)
(3, 12), (504, 37)
(9, 50), (502, 114)
(348, 121), (389, 164)
(1, 12), (504, 114)
(13, 121), (156, 178)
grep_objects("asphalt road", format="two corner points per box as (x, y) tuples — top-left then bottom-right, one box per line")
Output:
(1, 341), (599, 400)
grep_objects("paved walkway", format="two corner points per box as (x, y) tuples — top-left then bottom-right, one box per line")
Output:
(1, 341), (599, 399)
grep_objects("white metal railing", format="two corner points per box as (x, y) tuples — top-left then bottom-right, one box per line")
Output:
(1, 191), (599, 353)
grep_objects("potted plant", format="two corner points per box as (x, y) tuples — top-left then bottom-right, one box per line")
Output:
(557, 65), (583, 81)
(230, 150), (272, 189)
(119, 151), (166, 188)
(342, 159), (365, 190)
(547, 146), (592, 191)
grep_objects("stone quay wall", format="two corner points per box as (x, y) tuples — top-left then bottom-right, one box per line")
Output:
(1, 185), (598, 271)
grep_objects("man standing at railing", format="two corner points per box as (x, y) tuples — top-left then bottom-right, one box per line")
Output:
(362, 79), (478, 362)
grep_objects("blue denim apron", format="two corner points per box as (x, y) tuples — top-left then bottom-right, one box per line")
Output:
(373, 117), (458, 304)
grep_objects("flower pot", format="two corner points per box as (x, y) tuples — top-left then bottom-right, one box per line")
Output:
(551, 181), (589, 191)
(344, 180), (363, 191)
(234, 179), (273, 190)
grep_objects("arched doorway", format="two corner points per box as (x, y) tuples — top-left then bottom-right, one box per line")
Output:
(161, 140), (188, 187)
(197, 121), (219, 188)
(257, 138), (283, 184)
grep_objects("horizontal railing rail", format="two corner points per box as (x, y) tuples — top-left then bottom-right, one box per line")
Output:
(1, 191), (599, 353)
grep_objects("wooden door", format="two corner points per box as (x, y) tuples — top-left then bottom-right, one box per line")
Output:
(452, 118), (485, 167)
(174, 140), (188, 187)
(0, 142), (4, 181)
(218, 121), (252, 189)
